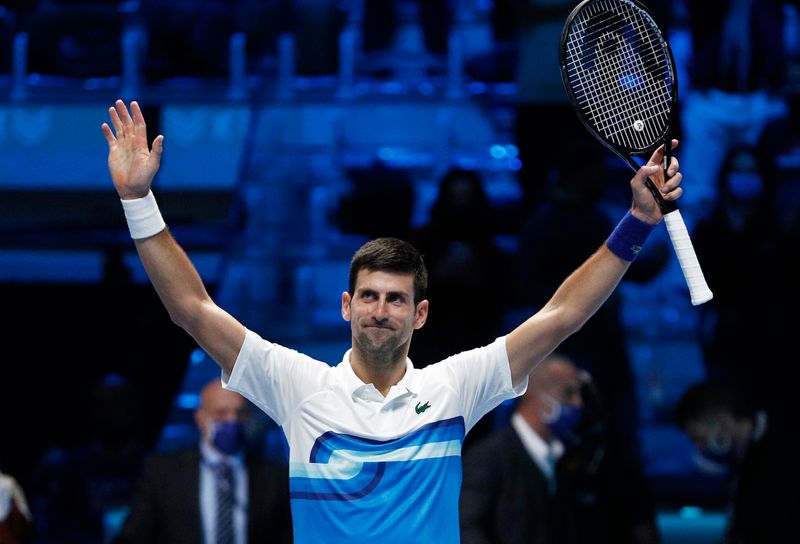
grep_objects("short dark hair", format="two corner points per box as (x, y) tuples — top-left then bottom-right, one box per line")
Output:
(349, 238), (428, 304)
(674, 380), (752, 429)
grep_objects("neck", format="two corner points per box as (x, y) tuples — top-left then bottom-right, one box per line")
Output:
(349, 345), (409, 396)
(519, 408), (553, 443)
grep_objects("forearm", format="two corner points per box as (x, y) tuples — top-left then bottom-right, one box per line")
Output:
(134, 228), (211, 329)
(133, 229), (245, 373)
(106, 101), (245, 373)
(507, 244), (629, 384)
(543, 244), (629, 332)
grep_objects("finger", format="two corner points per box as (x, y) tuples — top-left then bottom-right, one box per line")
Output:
(151, 134), (164, 161)
(639, 164), (660, 182)
(115, 99), (134, 130)
(101, 123), (116, 146)
(667, 156), (679, 177)
(662, 172), (682, 193)
(663, 186), (683, 201)
(131, 100), (146, 129)
(108, 106), (123, 138)
(670, 138), (679, 150)
(647, 144), (667, 167)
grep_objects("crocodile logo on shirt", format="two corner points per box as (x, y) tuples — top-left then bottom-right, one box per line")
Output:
(415, 401), (431, 414)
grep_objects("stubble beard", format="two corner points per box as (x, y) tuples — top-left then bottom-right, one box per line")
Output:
(354, 328), (407, 368)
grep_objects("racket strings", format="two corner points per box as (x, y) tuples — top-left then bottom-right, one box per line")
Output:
(570, 20), (667, 144)
(564, 0), (673, 151)
(569, 24), (669, 147)
(593, 29), (668, 145)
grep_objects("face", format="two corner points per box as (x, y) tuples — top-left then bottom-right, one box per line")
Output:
(684, 411), (737, 456)
(194, 385), (249, 442)
(536, 362), (583, 418)
(342, 269), (428, 365)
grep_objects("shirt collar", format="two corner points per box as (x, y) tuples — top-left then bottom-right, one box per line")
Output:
(511, 413), (564, 478)
(200, 440), (245, 469)
(340, 348), (418, 403)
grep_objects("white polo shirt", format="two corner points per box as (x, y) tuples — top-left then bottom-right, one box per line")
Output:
(223, 328), (527, 544)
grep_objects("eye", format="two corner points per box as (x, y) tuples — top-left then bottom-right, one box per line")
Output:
(387, 293), (406, 304)
(360, 290), (377, 301)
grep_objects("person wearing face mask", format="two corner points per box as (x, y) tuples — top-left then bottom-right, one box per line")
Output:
(691, 146), (775, 412)
(113, 379), (292, 544)
(675, 379), (795, 544)
(459, 353), (584, 544)
(460, 353), (662, 544)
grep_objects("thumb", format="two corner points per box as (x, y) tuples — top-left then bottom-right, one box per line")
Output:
(149, 134), (164, 167)
(637, 164), (660, 183)
(632, 164), (661, 196)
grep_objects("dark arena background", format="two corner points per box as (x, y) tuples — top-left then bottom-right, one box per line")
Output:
(1, 0), (797, 542)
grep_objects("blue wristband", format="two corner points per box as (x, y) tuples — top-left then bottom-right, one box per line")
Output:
(606, 210), (655, 261)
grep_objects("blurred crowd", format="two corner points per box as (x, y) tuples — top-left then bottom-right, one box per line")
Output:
(1, 0), (799, 542)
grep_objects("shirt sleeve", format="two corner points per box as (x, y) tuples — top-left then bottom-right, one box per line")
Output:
(436, 336), (528, 432)
(222, 328), (331, 426)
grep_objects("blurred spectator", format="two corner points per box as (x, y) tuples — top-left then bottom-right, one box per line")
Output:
(677, 0), (796, 231)
(460, 353), (583, 544)
(30, 373), (148, 543)
(509, 0), (598, 217)
(674, 379), (797, 543)
(113, 379), (292, 544)
(333, 161), (416, 241)
(514, 143), (665, 460)
(512, 147), (663, 544)
(756, 79), (800, 410)
(0, 469), (33, 544)
(409, 167), (509, 368)
(407, 167), (511, 449)
(692, 145), (774, 409)
(461, 353), (661, 544)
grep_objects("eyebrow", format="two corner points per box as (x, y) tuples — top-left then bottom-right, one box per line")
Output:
(357, 287), (411, 300)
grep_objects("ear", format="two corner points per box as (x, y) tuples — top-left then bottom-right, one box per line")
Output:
(194, 409), (208, 439)
(341, 291), (352, 321)
(413, 299), (429, 329)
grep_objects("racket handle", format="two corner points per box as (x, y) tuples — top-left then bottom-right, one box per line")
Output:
(663, 209), (713, 305)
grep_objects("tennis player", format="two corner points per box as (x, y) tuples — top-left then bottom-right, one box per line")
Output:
(102, 99), (682, 543)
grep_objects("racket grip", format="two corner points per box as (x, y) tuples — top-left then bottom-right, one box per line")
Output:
(663, 210), (713, 305)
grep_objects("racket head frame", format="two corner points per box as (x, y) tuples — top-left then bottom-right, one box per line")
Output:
(559, 0), (679, 213)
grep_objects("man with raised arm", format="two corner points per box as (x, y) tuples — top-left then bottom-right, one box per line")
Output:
(102, 99), (683, 544)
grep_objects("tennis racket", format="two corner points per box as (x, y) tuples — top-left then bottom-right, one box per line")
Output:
(559, 0), (713, 305)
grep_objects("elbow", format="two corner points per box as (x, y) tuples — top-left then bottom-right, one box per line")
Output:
(168, 308), (194, 334)
(165, 297), (206, 334)
(546, 303), (589, 339)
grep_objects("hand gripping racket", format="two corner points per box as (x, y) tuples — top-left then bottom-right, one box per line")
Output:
(559, 0), (713, 305)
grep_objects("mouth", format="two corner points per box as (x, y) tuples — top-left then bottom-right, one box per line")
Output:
(366, 324), (393, 330)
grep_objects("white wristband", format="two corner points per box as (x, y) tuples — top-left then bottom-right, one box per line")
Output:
(120, 190), (166, 239)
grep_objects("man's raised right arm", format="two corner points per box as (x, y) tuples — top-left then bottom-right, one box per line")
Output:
(102, 99), (244, 375)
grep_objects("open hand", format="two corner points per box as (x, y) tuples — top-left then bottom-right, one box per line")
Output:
(102, 99), (163, 200)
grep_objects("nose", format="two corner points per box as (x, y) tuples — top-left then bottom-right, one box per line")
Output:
(373, 298), (389, 321)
